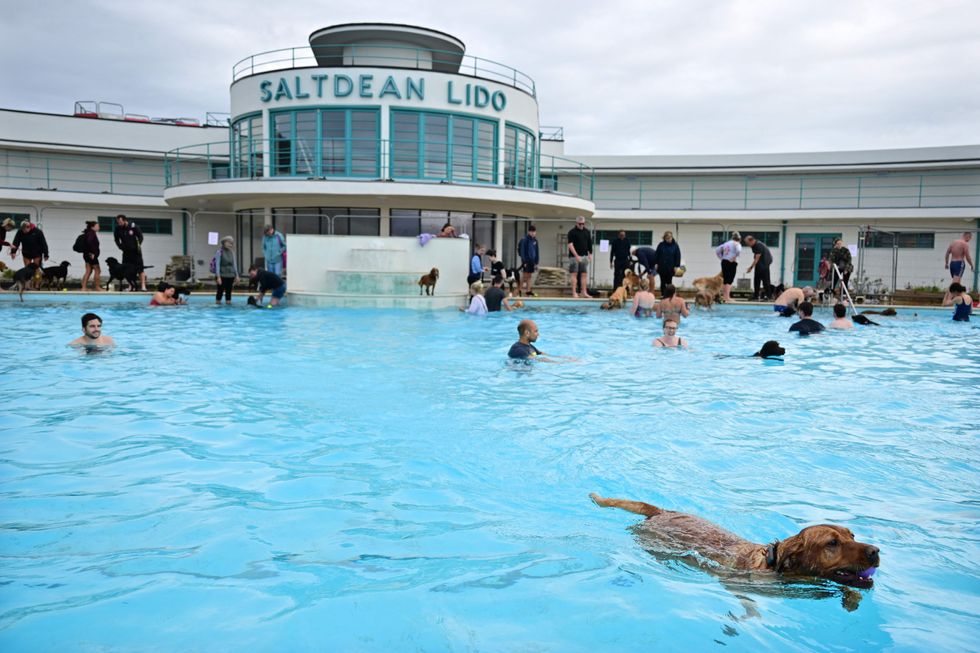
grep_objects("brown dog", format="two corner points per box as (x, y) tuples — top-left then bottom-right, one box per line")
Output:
(622, 269), (641, 297)
(694, 290), (716, 309)
(600, 285), (628, 310)
(418, 267), (439, 295)
(693, 272), (724, 296)
(590, 493), (880, 589)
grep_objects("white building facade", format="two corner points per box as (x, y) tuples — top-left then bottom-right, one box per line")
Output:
(2, 22), (978, 293)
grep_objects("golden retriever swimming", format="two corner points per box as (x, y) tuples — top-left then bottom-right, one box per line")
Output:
(590, 493), (879, 589)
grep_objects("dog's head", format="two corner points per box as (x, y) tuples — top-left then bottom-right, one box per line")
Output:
(774, 525), (880, 589)
(430, 267), (439, 280)
(105, 257), (120, 268)
(60, 261), (71, 269)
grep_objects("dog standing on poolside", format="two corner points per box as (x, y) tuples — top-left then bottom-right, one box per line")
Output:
(692, 272), (724, 309)
(418, 267), (439, 296)
(41, 260), (71, 290)
(622, 269), (641, 298)
(11, 263), (39, 301)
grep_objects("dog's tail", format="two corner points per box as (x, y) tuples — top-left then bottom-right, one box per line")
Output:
(590, 493), (663, 517)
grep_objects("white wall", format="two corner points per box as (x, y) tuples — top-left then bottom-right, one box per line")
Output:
(287, 234), (470, 308)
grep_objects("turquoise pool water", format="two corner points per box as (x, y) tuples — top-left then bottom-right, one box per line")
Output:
(0, 298), (977, 652)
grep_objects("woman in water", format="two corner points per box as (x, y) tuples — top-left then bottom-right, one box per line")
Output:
(631, 278), (656, 317)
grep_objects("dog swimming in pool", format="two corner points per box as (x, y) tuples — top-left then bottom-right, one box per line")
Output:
(590, 493), (880, 610)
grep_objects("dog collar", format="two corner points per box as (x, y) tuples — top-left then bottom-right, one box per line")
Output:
(765, 540), (779, 569)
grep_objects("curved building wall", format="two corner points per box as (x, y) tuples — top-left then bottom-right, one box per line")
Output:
(229, 67), (538, 186)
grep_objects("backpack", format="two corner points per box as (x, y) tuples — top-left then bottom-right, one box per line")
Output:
(209, 249), (219, 274)
(72, 233), (86, 253)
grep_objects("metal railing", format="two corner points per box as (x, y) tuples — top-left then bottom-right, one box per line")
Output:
(163, 139), (597, 199)
(589, 170), (980, 210)
(232, 43), (536, 96)
(0, 149), (168, 196)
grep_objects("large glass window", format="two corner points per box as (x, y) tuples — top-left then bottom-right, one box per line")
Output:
(231, 114), (263, 178)
(391, 110), (497, 183)
(390, 209), (494, 238)
(272, 108), (380, 178)
(863, 231), (935, 248)
(504, 123), (536, 188)
(271, 207), (381, 236)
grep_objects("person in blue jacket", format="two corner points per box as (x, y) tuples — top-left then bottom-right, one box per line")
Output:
(517, 225), (539, 296)
(654, 230), (682, 294)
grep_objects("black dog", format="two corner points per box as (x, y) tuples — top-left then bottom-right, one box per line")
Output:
(12, 263), (39, 301)
(104, 257), (138, 292)
(41, 260), (71, 290)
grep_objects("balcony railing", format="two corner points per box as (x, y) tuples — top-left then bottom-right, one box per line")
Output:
(232, 43), (536, 96)
(163, 139), (595, 199)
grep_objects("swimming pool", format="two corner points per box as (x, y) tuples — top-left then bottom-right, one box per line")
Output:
(1, 298), (977, 652)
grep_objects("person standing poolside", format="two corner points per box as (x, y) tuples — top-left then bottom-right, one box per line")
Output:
(829, 237), (853, 299)
(485, 276), (514, 312)
(211, 236), (239, 304)
(262, 224), (286, 277)
(567, 216), (593, 298)
(773, 286), (815, 316)
(0, 217), (15, 253)
(743, 235), (773, 300)
(10, 220), (48, 288)
(656, 283), (689, 322)
(79, 221), (102, 292)
(461, 281), (488, 315)
(518, 225), (540, 297)
(944, 232), (974, 283)
(654, 231), (682, 293)
(468, 244), (488, 285)
(631, 278), (656, 317)
(68, 312), (115, 348)
(715, 231), (741, 303)
(248, 265), (286, 306)
(609, 230), (632, 291)
(789, 301), (825, 335)
(653, 318), (687, 348)
(828, 303), (854, 329)
(113, 214), (147, 291)
(943, 282), (972, 321)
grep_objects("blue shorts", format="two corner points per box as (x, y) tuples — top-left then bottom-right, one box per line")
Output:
(950, 260), (965, 278)
(773, 305), (787, 313)
(271, 284), (286, 299)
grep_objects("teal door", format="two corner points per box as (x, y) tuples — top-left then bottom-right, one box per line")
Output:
(794, 233), (840, 287)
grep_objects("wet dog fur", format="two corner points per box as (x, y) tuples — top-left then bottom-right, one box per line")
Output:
(418, 267), (439, 295)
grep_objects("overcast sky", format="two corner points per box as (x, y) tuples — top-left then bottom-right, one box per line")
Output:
(3, 0), (978, 155)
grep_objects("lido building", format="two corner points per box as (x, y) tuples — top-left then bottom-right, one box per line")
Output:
(1, 22), (978, 298)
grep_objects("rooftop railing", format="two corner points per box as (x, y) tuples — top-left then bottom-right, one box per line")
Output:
(232, 44), (536, 96)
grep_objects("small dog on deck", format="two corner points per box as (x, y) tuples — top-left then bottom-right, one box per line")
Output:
(11, 263), (40, 301)
(693, 272), (724, 309)
(418, 267), (439, 295)
(41, 260), (71, 290)
(600, 285), (629, 310)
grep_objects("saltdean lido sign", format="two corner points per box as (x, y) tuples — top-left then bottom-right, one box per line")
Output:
(259, 74), (507, 111)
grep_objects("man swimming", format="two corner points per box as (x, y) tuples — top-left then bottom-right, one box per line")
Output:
(68, 312), (115, 348)
(773, 286), (815, 316)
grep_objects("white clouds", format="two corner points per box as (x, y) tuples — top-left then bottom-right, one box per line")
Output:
(2, 0), (977, 154)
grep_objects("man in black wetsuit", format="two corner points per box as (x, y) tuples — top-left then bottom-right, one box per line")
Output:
(609, 230), (632, 291)
(789, 301), (825, 335)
